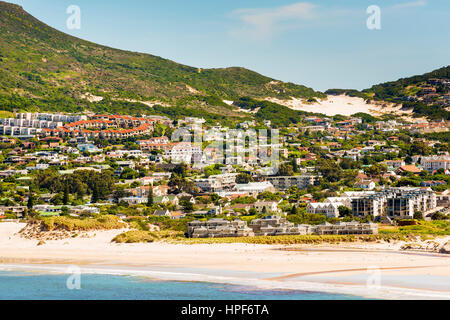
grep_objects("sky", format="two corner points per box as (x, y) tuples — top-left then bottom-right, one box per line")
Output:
(6, 0), (450, 91)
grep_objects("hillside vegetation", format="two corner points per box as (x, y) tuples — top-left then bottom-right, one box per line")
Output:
(0, 1), (323, 120)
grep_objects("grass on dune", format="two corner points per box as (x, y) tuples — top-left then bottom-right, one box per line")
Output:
(112, 230), (184, 243)
(38, 215), (126, 232)
(178, 233), (412, 245)
(380, 220), (450, 236)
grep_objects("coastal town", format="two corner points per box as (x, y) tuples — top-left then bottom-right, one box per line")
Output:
(0, 99), (449, 239)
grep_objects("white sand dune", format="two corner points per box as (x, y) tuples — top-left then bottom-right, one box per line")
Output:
(266, 95), (406, 117)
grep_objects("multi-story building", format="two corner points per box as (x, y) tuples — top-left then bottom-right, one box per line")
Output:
(194, 173), (238, 193)
(187, 219), (254, 238)
(421, 157), (450, 172)
(266, 174), (318, 191)
(306, 202), (345, 218)
(187, 217), (378, 238)
(249, 216), (311, 236)
(351, 188), (437, 219)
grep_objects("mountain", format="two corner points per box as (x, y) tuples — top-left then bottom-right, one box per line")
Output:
(365, 66), (450, 101)
(0, 1), (324, 122)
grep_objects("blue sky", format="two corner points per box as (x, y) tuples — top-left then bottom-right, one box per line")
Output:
(7, 0), (450, 91)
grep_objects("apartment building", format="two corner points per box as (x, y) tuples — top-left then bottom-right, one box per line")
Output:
(266, 174), (318, 191)
(249, 216), (311, 236)
(187, 219), (254, 238)
(351, 188), (436, 219)
(421, 157), (450, 172)
(187, 217), (378, 238)
(314, 221), (378, 235)
(194, 173), (238, 193)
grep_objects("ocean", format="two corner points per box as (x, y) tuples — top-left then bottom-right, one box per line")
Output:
(0, 270), (365, 300)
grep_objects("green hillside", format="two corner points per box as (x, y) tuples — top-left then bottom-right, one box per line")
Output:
(365, 66), (450, 101)
(326, 66), (450, 120)
(0, 1), (324, 121)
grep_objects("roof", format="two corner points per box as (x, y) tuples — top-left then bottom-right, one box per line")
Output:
(398, 165), (422, 173)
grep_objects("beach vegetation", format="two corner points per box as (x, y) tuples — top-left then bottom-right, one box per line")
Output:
(37, 215), (126, 232)
(380, 220), (450, 236)
(112, 230), (184, 243)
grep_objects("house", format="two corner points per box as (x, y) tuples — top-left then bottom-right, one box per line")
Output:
(170, 211), (186, 220)
(396, 165), (422, 175)
(354, 180), (376, 190)
(119, 197), (147, 205)
(78, 143), (102, 153)
(254, 201), (281, 213)
(306, 202), (344, 218)
(177, 193), (196, 204)
(154, 195), (179, 206)
(154, 209), (171, 217)
(384, 160), (406, 170)
(234, 181), (276, 195)
(207, 206), (222, 215)
(420, 181), (446, 187)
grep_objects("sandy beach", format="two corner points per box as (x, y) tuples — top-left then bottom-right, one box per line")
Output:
(1, 222), (449, 299)
(266, 95), (414, 118)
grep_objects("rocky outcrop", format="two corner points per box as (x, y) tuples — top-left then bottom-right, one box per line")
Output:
(19, 220), (85, 241)
(439, 242), (450, 254)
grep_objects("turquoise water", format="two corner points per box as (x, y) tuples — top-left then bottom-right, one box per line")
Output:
(0, 270), (365, 300)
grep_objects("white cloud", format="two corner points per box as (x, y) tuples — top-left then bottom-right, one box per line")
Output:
(230, 2), (317, 39)
(391, 0), (427, 9)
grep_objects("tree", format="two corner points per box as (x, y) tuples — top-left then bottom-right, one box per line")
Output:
(278, 163), (294, 176)
(316, 159), (343, 182)
(292, 158), (299, 173)
(338, 206), (352, 218)
(112, 189), (132, 203)
(63, 182), (69, 205)
(173, 163), (188, 178)
(236, 173), (253, 184)
(27, 190), (34, 211)
(182, 200), (194, 213)
(91, 186), (99, 204)
(147, 187), (154, 207)
(410, 141), (431, 156)
(290, 205), (298, 215)
(413, 211), (424, 220)
(61, 206), (69, 216)
(366, 163), (387, 178)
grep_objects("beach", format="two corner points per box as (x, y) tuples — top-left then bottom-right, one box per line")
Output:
(1, 222), (449, 300)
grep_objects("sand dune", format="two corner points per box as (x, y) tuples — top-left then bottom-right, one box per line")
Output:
(266, 95), (406, 117)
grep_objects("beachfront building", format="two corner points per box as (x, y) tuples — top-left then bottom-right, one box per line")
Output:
(249, 216), (312, 236)
(187, 217), (379, 238)
(314, 221), (378, 235)
(187, 219), (254, 238)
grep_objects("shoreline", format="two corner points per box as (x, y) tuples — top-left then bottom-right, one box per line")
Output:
(1, 222), (449, 300)
(0, 260), (449, 300)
